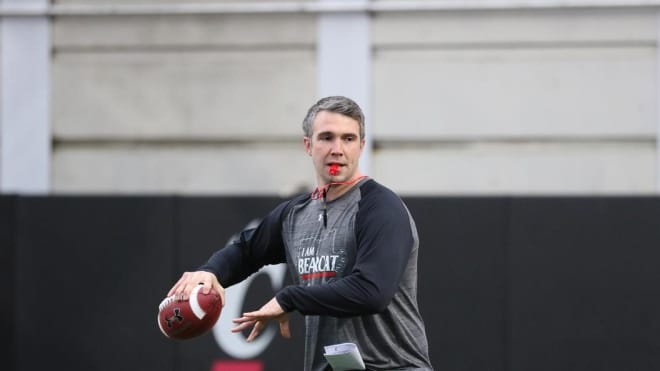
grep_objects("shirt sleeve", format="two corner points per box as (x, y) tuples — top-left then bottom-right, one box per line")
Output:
(198, 198), (295, 288)
(276, 183), (415, 317)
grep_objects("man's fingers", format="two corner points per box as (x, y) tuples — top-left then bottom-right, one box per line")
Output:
(247, 321), (265, 342)
(168, 272), (195, 299)
(213, 281), (226, 307)
(229, 298), (290, 343)
(200, 280), (210, 294)
(231, 314), (291, 342)
(230, 318), (255, 333)
(279, 318), (291, 339)
(232, 316), (253, 324)
(167, 272), (190, 297)
(199, 275), (225, 307)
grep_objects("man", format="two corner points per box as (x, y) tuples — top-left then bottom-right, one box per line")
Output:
(168, 96), (433, 370)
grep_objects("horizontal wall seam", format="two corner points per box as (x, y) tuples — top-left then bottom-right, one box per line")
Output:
(51, 41), (658, 54)
(374, 137), (657, 149)
(51, 136), (657, 149)
(53, 44), (316, 54)
(3, 1), (660, 17)
(373, 40), (658, 51)
(52, 137), (304, 149)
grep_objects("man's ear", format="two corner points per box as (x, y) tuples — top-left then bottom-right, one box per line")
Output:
(303, 137), (312, 156)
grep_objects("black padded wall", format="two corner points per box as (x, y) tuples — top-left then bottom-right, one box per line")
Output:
(508, 197), (660, 371)
(0, 196), (16, 371)
(13, 197), (177, 371)
(2, 195), (660, 371)
(406, 197), (509, 371)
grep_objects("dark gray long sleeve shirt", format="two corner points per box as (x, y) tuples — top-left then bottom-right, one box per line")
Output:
(200, 179), (433, 371)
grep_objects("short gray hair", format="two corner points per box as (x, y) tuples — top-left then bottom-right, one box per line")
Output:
(302, 96), (365, 139)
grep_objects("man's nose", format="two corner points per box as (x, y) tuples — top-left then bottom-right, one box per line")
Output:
(330, 139), (343, 154)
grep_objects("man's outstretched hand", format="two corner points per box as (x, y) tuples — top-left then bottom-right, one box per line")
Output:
(231, 297), (291, 342)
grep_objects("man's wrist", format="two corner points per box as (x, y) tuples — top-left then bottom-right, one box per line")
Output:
(275, 289), (294, 312)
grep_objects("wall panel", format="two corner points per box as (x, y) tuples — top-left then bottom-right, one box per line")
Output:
(374, 142), (656, 195)
(372, 9), (655, 45)
(53, 14), (315, 48)
(52, 144), (314, 194)
(52, 51), (315, 139)
(373, 47), (656, 138)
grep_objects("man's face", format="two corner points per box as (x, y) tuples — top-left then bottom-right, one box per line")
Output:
(304, 110), (365, 185)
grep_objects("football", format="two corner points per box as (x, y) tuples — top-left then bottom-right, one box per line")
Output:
(157, 284), (222, 340)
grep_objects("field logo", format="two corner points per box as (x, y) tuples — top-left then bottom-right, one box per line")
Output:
(213, 219), (288, 359)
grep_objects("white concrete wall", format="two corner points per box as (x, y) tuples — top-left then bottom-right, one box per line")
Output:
(51, 11), (317, 194)
(1, 1), (658, 195)
(372, 8), (657, 194)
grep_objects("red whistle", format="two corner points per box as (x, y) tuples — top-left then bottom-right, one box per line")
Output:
(329, 164), (339, 176)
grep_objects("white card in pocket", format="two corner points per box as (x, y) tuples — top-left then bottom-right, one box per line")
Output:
(323, 342), (366, 371)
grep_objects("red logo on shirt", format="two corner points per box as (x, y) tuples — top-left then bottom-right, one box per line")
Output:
(300, 271), (337, 280)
